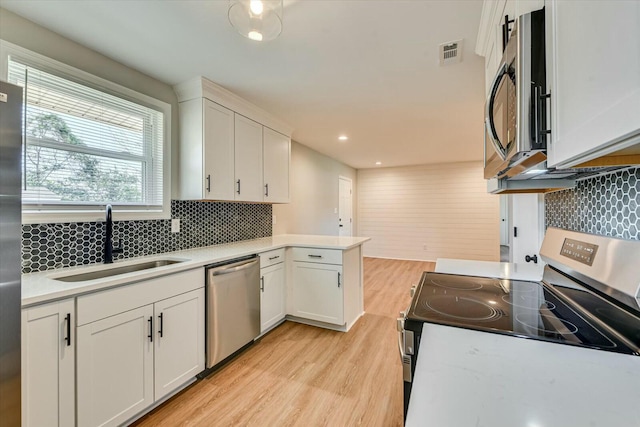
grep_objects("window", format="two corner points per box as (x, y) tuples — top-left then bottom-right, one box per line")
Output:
(3, 43), (170, 223)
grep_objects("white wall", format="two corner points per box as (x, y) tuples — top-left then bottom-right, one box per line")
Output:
(0, 8), (181, 197)
(273, 141), (356, 235)
(357, 161), (500, 261)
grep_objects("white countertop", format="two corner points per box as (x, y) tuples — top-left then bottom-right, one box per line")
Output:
(406, 323), (640, 427)
(21, 234), (370, 307)
(435, 258), (544, 282)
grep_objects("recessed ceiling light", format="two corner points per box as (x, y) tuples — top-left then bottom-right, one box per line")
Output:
(338, 135), (348, 141)
(375, 161), (382, 166)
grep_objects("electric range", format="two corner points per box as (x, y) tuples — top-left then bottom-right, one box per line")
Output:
(397, 228), (640, 420)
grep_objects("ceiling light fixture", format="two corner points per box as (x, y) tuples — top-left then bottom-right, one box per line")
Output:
(228, 0), (283, 42)
(375, 161), (382, 166)
(338, 135), (348, 141)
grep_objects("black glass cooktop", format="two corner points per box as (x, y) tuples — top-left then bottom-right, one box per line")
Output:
(406, 271), (639, 355)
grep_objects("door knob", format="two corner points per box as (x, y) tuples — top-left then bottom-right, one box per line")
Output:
(525, 254), (538, 264)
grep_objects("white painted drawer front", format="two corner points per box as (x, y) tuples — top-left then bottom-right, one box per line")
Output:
(291, 247), (342, 265)
(77, 268), (204, 326)
(259, 248), (285, 268)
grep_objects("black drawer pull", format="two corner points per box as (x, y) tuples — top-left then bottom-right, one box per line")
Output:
(158, 312), (164, 338)
(148, 316), (153, 342)
(268, 255), (280, 260)
(308, 255), (323, 259)
(65, 313), (71, 347)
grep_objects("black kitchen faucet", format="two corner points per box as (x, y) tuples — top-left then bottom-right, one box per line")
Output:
(104, 204), (124, 263)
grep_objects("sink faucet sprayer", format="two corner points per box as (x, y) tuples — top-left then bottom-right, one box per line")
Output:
(104, 204), (124, 264)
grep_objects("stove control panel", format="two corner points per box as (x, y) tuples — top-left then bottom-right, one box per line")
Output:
(561, 238), (599, 266)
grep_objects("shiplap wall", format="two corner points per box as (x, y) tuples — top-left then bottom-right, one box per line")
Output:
(357, 161), (500, 261)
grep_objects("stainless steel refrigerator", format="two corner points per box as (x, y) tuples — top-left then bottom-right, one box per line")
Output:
(0, 80), (23, 426)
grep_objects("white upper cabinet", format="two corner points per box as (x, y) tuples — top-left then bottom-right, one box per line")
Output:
(175, 76), (293, 203)
(178, 99), (235, 200)
(204, 101), (235, 200)
(263, 127), (291, 203)
(234, 115), (264, 202)
(545, 0), (640, 168)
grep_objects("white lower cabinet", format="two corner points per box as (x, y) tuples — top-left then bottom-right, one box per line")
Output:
(21, 299), (75, 427)
(154, 289), (205, 400)
(76, 268), (205, 427)
(260, 262), (286, 333)
(77, 305), (154, 427)
(292, 262), (344, 325)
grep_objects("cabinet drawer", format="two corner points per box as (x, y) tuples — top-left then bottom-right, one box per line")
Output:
(291, 247), (342, 265)
(259, 249), (285, 268)
(77, 268), (204, 326)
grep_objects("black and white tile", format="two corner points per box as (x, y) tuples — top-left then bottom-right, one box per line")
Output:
(22, 201), (272, 273)
(545, 167), (640, 240)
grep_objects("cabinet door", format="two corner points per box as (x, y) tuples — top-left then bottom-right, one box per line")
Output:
(22, 299), (75, 427)
(204, 99), (235, 200)
(154, 288), (205, 401)
(260, 263), (286, 333)
(546, 0), (640, 167)
(234, 114), (264, 202)
(77, 305), (154, 427)
(292, 262), (344, 325)
(263, 127), (290, 203)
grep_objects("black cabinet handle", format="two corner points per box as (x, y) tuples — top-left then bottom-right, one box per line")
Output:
(237, 179), (241, 194)
(265, 183), (269, 197)
(514, 227), (518, 238)
(268, 255), (280, 260)
(148, 316), (153, 342)
(260, 276), (265, 292)
(158, 312), (164, 338)
(206, 174), (211, 193)
(502, 14), (515, 52)
(338, 272), (341, 288)
(308, 254), (323, 259)
(65, 313), (71, 347)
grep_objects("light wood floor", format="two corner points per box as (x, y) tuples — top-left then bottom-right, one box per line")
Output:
(132, 258), (435, 427)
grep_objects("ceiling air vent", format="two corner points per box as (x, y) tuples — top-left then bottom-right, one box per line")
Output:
(439, 40), (463, 66)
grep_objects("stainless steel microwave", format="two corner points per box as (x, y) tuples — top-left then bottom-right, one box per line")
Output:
(484, 8), (547, 180)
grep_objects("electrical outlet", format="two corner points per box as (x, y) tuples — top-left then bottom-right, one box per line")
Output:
(334, 207), (338, 214)
(171, 218), (181, 233)
(272, 214), (277, 225)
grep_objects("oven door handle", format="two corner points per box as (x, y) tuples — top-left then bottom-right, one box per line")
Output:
(485, 61), (509, 161)
(397, 317), (413, 383)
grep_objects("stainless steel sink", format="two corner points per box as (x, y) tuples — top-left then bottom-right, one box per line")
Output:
(53, 260), (184, 282)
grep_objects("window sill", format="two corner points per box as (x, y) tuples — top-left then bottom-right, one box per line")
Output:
(21, 207), (171, 224)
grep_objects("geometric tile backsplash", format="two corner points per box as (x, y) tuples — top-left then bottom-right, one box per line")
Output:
(22, 200), (272, 273)
(545, 167), (639, 240)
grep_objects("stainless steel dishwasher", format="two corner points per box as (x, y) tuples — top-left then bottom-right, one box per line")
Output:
(205, 255), (261, 369)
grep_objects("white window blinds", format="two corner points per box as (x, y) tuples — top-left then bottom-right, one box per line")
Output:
(8, 58), (165, 210)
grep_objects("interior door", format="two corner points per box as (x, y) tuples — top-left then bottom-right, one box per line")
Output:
(500, 195), (509, 246)
(338, 176), (353, 237)
(510, 194), (544, 264)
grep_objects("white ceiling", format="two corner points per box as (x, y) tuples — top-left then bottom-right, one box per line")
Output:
(0, 0), (486, 170)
